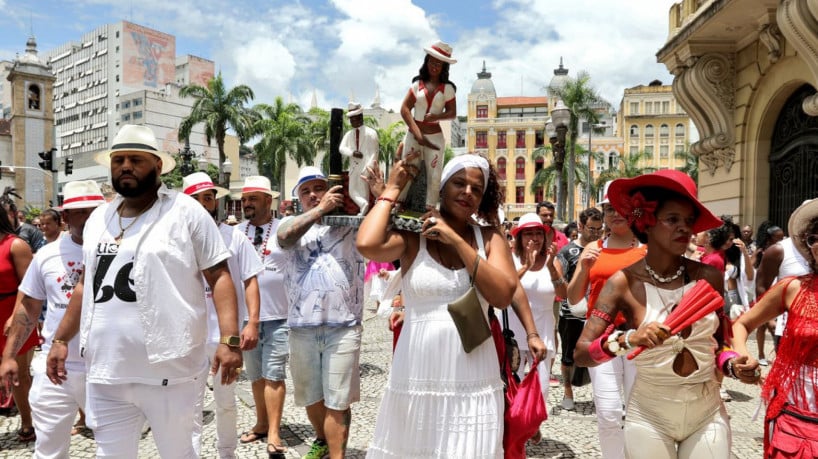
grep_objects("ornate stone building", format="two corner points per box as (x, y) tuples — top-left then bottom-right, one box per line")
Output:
(658, 0), (818, 229)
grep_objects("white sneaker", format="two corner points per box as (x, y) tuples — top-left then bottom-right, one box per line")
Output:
(560, 397), (575, 410)
(758, 358), (770, 366)
(720, 387), (731, 401)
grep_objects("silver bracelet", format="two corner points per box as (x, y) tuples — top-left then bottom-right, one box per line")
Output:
(551, 277), (567, 287)
(624, 329), (637, 350)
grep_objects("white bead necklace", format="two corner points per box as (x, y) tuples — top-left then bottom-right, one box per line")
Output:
(645, 261), (685, 283)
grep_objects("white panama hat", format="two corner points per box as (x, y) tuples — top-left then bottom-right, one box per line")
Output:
(95, 124), (176, 174)
(423, 40), (457, 64)
(242, 176), (279, 198)
(60, 180), (105, 209)
(182, 172), (229, 199)
(347, 102), (363, 117)
(292, 166), (327, 198)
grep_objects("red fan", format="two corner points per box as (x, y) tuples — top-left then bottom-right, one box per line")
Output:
(628, 279), (724, 360)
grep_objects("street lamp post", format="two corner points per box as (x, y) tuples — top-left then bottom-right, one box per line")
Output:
(586, 123), (606, 209)
(221, 158), (233, 221)
(549, 101), (571, 221)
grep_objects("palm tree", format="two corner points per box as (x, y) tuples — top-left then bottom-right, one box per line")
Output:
(252, 97), (314, 195)
(594, 150), (654, 200)
(674, 145), (698, 182)
(377, 121), (406, 177)
(178, 72), (256, 186)
(548, 71), (603, 219)
(531, 144), (593, 204)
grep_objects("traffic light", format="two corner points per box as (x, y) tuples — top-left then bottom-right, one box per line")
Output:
(38, 150), (53, 171)
(65, 157), (74, 175)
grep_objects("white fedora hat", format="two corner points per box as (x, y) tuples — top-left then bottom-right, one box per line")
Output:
(423, 40), (457, 64)
(347, 102), (363, 117)
(242, 176), (279, 198)
(94, 124), (176, 174)
(182, 172), (229, 199)
(60, 180), (106, 209)
(292, 166), (327, 198)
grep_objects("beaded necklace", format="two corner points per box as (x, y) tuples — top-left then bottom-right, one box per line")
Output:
(245, 219), (273, 256)
(645, 261), (686, 283)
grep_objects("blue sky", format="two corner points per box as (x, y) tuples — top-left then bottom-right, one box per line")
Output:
(1, 0), (680, 112)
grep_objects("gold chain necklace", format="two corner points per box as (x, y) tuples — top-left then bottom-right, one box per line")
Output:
(115, 199), (156, 245)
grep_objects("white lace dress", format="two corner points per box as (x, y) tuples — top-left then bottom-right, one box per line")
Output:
(367, 227), (505, 458)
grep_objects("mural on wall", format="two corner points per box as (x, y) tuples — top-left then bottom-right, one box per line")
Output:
(186, 56), (215, 88)
(122, 22), (175, 90)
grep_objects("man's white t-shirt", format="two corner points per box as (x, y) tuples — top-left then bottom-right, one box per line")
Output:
(205, 223), (264, 343)
(85, 217), (206, 385)
(238, 219), (288, 322)
(19, 235), (85, 372)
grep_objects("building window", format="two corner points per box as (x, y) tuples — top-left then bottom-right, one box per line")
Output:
(115, 75), (120, 82)
(675, 123), (685, 137)
(122, 100), (130, 109)
(516, 131), (526, 148)
(630, 102), (639, 115)
(662, 101), (670, 114)
(497, 157), (507, 180)
(497, 131), (507, 148)
(133, 111), (142, 119)
(675, 143), (685, 154)
(535, 187), (544, 203)
(535, 130), (544, 147)
(629, 125), (639, 139)
(645, 145), (654, 156)
(476, 105), (488, 118)
(476, 131), (487, 148)
(645, 124), (654, 138)
(608, 152), (619, 169)
(535, 157), (544, 173)
(630, 146), (638, 156)
(660, 145), (669, 158)
(516, 186), (525, 204)
(660, 124), (669, 137)
(133, 98), (142, 106)
(645, 102), (654, 115)
(515, 157), (525, 180)
(121, 113), (130, 121)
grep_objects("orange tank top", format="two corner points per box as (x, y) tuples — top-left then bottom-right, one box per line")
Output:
(586, 239), (648, 325)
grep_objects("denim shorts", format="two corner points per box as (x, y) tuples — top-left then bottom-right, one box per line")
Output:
(243, 319), (289, 382)
(289, 325), (362, 411)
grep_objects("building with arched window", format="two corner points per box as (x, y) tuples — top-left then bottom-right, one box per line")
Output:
(658, 0), (818, 228)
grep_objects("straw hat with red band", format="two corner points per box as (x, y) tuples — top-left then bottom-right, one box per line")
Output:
(423, 40), (457, 64)
(788, 198), (818, 261)
(242, 176), (279, 198)
(511, 213), (548, 237)
(607, 169), (722, 234)
(60, 180), (105, 210)
(182, 172), (229, 199)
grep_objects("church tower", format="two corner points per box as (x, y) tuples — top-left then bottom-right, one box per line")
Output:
(7, 35), (56, 208)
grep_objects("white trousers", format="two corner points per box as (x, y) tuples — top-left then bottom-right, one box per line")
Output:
(86, 378), (203, 458)
(193, 343), (237, 459)
(29, 368), (86, 459)
(588, 356), (637, 459)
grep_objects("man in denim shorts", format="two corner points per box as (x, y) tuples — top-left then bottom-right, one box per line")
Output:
(236, 176), (290, 458)
(277, 167), (367, 459)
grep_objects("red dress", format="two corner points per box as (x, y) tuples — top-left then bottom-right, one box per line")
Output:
(0, 233), (39, 356)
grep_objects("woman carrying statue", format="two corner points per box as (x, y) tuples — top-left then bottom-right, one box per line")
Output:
(397, 40), (458, 212)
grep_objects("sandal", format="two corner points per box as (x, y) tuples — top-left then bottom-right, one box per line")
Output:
(71, 423), (88, 436)
(18, 427), (36, 442)
(530, 430), (543, 445)
(239, 430), (268, 444)
(267, 443), (287, 459)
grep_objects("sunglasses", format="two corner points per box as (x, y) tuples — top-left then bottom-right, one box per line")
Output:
(254, 226), (264, 246)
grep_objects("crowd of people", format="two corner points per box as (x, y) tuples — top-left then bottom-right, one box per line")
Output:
(0, 42), (816, 459)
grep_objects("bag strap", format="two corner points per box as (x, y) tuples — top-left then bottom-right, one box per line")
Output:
(469, 253), (480, 287)
(502, 308), (510, 331)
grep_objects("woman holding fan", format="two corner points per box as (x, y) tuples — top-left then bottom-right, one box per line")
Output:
(574, 170), (759, 458)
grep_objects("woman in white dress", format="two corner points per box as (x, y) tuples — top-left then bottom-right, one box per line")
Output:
(357, 152), (517, 458)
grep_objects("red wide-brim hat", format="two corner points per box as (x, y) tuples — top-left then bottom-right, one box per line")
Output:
(607, 169), (722, 234)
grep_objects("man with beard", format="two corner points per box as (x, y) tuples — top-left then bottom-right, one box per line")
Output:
(554, 206), (604, 410)
(183, 172), (264, 459)
(44, 124), (243, 457)
(235, 176), (290, 458)
(277, 166), (367, 459)
(0, 181), (103, 457)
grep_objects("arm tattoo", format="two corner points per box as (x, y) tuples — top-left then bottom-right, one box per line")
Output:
(277, 208), (322, 249)
(9, 309), (36, 357)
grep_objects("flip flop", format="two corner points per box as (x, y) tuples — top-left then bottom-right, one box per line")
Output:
(239, 430), (268, 444)
(267, 443), (287, 459)
(71, 423), (88, 436)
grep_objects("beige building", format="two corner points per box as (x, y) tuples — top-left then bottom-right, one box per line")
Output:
(658, 0), (818, 229)
(618, 81), (692, 171)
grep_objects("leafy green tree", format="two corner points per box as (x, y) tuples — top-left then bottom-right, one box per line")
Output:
(178, 72), (256, 186)
(252, 97), (314, 195)
(548, 71), (603, 219)
(377, 121), (406, 177)
(162, 154), (220, 189)
(531, 143), (593, 204)
(674, 145), (698, 182)
(594, 150), (654, 197)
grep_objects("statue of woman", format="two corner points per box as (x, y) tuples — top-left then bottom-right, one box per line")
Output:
(397, 41), (457, 213)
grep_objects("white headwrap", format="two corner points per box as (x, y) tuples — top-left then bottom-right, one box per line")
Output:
(440, 154), (490, 190)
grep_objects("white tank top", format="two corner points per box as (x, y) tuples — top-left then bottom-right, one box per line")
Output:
(779, 238), (810, 278)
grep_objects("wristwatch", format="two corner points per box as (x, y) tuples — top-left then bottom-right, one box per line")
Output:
(219, 336), (241, 348)
(606, 330), (628, 356)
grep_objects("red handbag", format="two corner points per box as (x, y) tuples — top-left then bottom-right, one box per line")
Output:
(490, 308), (548, 459)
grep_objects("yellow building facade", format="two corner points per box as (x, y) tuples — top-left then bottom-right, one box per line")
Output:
(658, 0), (818, 229)
(618, 81), (691, 171)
